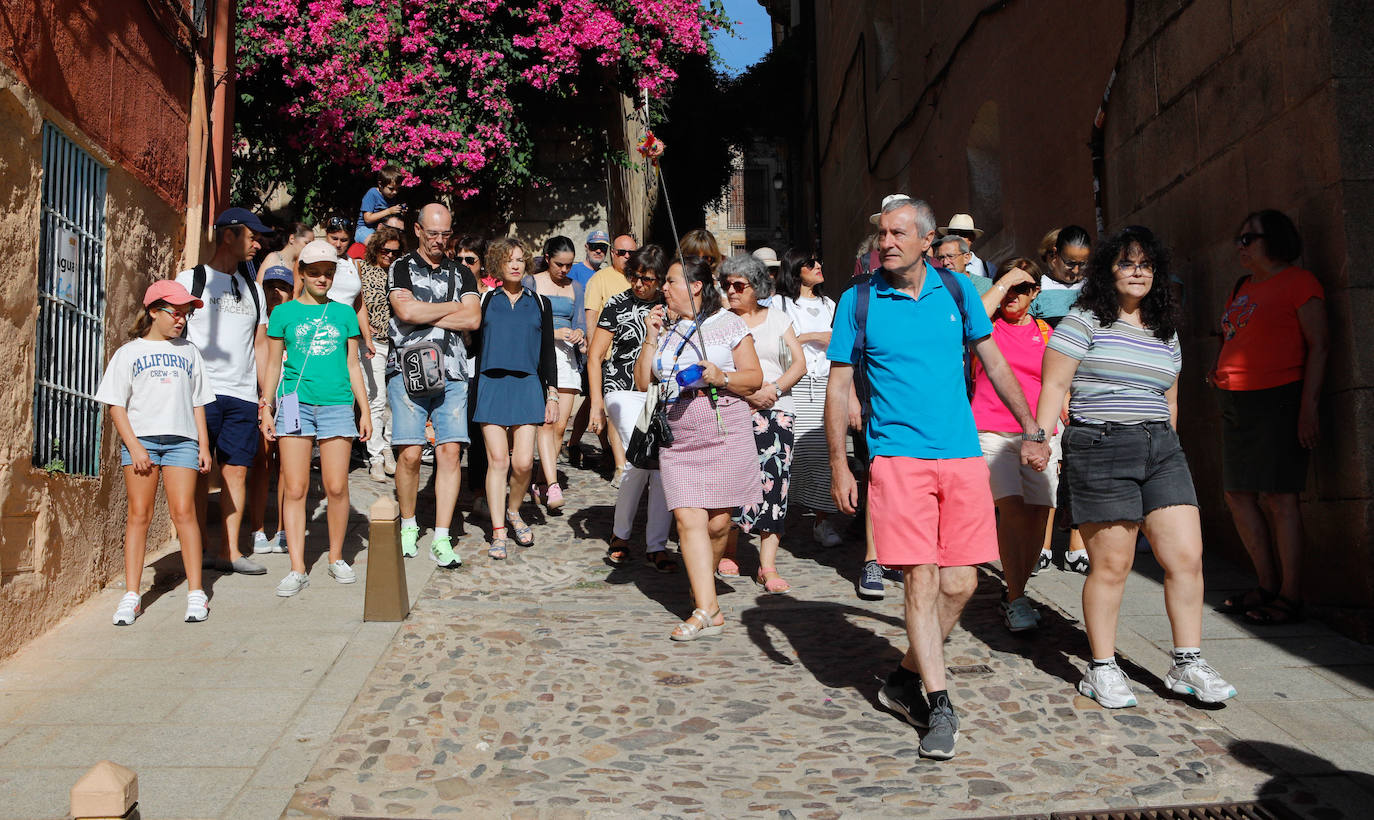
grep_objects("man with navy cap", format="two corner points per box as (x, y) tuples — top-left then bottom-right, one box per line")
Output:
(175, 207), (273, 575)
(569, 230), (609, 288)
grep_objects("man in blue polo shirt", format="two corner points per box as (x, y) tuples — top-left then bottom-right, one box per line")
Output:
(825, 196), (1050, 760)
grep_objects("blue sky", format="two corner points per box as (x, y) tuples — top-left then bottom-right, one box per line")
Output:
(713, 0), (773, 76)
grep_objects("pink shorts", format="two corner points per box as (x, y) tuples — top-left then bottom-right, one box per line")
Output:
(869, 456), (999, 568)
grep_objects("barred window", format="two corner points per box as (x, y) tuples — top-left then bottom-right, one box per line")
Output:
(33, 122), (107, 476)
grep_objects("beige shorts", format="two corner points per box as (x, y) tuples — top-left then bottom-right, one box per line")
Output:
(978, 430), (1062, 507)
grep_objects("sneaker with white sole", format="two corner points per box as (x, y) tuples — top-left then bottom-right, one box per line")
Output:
(1165, 656), (1237, 704)
(267, 531), (287, 553)
(1000, 595), (1041, 632)
(1078, 661), (1138, 708)
(327, 560), (357, 584)
(184, 590), (209, 622)
(1065, 550), (1090, 575)
(275, 571), (310, 597)
(1031, 550), (1052, 576)
(231, 556), (267, 575)
(430, 535), (462, 569)
(112, 592), (141, 626)
(400, 525), (420, 558)
(877, 670), (929, 729)
(858, 560), (885, 600)
(252, 530), (273, 554)
(918, 702), (960, 760)
(814, 518), (844, 548)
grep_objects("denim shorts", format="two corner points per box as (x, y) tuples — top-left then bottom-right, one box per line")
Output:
(387, 375), (469, 446)
(121, 435), (201, 470)
(1062, 420), (1198, 525)
(275, 403), (358, 439)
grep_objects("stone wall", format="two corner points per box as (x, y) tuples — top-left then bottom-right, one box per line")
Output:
(800, 0), (1373, 636)
(0, 65), (184, 659)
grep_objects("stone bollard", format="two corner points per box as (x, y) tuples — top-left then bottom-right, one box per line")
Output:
(70, 760), (137, 819)
(364, 495), (410, 621)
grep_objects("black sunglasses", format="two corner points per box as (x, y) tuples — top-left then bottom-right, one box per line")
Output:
(628, 273), (658, 284)
(456, 254), (479, 265)
(612, 248), (633, 257)
(804, 257), (822, 267)
(1236, 232), (1265, 247)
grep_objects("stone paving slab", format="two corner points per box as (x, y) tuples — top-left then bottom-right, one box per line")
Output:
(286, 463), (1355, 818)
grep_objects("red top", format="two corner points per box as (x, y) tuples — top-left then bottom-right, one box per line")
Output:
(1214, 266), (1324, 391)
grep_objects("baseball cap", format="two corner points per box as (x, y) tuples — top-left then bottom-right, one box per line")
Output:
(262, 265), (294, 287)
(752, 247), (781, 268)
(586, 230), (610, 247)
(213, 207), (274, 234)
(143, 279), (203, 308)
(869, 193), (912, 225)
(299, 239), (339, 266)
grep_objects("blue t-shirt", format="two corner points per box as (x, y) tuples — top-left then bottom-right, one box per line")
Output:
(569, 261), (597, 288)
(355, 187), (393, 243)
(829, 265), (993, 459)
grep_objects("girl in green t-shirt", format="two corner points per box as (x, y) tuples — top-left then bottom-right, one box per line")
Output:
(259, 240), (371, 597)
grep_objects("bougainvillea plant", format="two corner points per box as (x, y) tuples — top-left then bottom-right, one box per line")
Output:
(235, 0), (728, 217)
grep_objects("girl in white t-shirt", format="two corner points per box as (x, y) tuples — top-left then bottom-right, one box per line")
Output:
(95, 281), (215, 627)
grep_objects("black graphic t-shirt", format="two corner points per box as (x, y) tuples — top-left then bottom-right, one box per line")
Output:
(597, 290), (663, 394)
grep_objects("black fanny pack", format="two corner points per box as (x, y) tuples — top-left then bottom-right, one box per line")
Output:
(398, 340), (446, 399)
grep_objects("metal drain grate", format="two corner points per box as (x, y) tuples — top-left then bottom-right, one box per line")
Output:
(947, 663), (995, 676)
(974, 801), (1299, 820)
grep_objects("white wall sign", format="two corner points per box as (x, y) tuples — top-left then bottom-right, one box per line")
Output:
(55, 228), (79, 305)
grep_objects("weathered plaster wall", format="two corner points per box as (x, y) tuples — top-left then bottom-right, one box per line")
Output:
(0, 65), (183, 659)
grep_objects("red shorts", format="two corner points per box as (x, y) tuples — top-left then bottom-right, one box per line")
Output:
(869, 456), (999, 568)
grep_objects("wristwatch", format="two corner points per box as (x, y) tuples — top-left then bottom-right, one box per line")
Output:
(1022, 429), (1047, 443)
(774, 384), (783, 399)
(722, 373), (730, 389)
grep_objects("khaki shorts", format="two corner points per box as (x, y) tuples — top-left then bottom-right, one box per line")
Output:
(978, 430), (1061, 507)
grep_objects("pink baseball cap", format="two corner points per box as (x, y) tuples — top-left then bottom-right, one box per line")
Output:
(143, 279), (203, 308)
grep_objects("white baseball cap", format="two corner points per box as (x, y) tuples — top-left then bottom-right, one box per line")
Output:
(298, 238), (339, 266)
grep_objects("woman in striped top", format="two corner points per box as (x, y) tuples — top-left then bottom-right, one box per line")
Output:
(1035, 225), (1236, 711)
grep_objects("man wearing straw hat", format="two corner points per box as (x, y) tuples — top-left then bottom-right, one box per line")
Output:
(937, 213), (991, 280)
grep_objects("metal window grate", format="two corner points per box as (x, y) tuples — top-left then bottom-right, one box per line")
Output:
(33, 122), (108, 477)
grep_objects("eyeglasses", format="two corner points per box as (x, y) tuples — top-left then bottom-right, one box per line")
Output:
(612, 248), (633, 257)
(327, 217), (349, 231)
(1114, 261), (1155, 276)
(456, 254), (479, 265)
(1057, 257), (1086, 270)
(628, 274), (658, 284)
(422, 229), (452, 240)
(156, 306), (193, 319)
(725, 280), (753, 293)
(1235, 232), (1265, 248)
(936, 252), (969, 262)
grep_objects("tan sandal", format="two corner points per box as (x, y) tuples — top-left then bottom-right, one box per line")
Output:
(670, 608), (724, 642)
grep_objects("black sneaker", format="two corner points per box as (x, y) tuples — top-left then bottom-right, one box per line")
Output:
(918, 702), (959, 760)
(877, 672), (929, 729)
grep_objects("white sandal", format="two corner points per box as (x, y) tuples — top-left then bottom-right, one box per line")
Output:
(670, 608), (724, 642)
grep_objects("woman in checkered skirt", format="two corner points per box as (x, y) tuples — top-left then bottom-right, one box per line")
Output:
(634, 255), (763, 641)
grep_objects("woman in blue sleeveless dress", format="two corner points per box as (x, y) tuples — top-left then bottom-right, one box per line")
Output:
(473, 237), (557, 558)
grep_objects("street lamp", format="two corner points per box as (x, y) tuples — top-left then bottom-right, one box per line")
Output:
(772, 172), (784, 191)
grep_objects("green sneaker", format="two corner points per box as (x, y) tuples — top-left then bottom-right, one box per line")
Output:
(400, 525), (420, 558)
(430, 535), (462, 569)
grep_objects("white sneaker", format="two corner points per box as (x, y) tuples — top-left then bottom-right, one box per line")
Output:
(1078, 661), (1138, 708)
(369, 459), (387, 482)
(184, 590), (209, 622)
(327, 560), (357, 584)
(275, 571), (310, 597)
(252, 530), (272, 554)
(271, 530), (287, 553)
(813, 518), (844, 548)
(112, 592), (141, 626)
(1165, 657), (1237, 704)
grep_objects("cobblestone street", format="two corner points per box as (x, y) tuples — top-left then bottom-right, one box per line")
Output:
(281, 457), (1371, 818)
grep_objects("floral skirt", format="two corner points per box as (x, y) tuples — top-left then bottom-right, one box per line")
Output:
(736, 409), (795, 534)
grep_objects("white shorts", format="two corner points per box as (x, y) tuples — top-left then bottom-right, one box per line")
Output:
(554, 339), (582, 392)
(978, 430), (1062, 507)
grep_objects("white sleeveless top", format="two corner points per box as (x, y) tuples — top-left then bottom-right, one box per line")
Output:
(329, 258), (362, 306)
(743, 307), (795, 414)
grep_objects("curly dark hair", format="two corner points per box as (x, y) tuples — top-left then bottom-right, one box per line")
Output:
(1074, 225), (1178, 342)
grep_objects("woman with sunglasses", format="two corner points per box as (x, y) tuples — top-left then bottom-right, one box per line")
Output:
(634, 256), (764, 640)
(1036, 225), (1236, 709)
(358, 226), (403, 480)
(588, 245), (677, 572)
(1210, 210), (1327, 626)
(720, 254), (807, 594)
(773, 249), (842, 548)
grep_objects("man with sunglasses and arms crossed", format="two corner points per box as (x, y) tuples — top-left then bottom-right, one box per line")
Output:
(175, 207), (273, 576)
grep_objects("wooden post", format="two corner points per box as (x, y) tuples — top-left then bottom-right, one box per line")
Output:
(363, 495), (409, 621)
(71, 760), (137, 819)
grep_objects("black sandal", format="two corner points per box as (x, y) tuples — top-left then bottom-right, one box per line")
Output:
(1245, 595), (1304, 625)
(1217, 586), (1276, 615)
(646, 550), (679, 574)
(605, 537), (632, 567)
